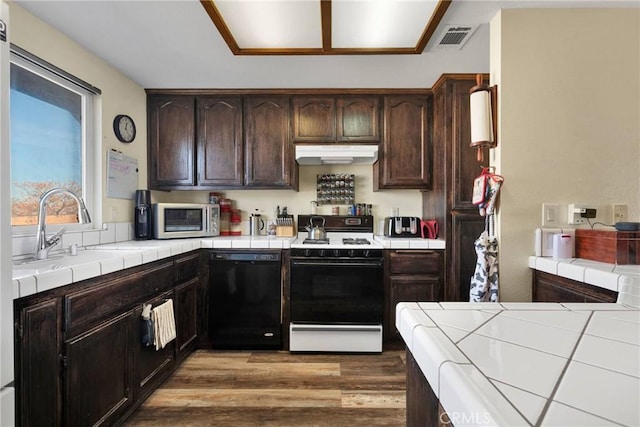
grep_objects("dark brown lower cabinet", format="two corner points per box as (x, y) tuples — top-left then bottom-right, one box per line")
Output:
(14, 251), (202, 427)
(532, 270), (617, 303)
(384, 250), (442, 344)
(406, 349), (450, 427)
(175, 277), (199, 362)
(133, 292), (175, 401)
(64, 310), (135, 426)
(15, 298), (61, 427)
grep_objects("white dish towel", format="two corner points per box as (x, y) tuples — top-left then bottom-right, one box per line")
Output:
(151, 299), (176, 350)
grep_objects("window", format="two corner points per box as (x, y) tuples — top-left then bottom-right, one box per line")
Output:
(9, 47), (99, 230)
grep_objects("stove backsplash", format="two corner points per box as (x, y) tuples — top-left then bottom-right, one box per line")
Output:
(152, 165), (423, 235)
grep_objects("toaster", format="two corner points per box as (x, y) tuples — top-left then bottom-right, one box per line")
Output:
(384, 216), (422, 237)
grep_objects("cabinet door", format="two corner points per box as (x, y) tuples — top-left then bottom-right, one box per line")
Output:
(386, 276), (440, 341)
(197, 97), (243, 187)
(336, 96), (380, 142)
(175, 277), (199, 361)
(377, 96), (431, 189)
(16, 299), (61, 427)
(244, 96), (295, 188)
(292, 96), (335, 142)
(133, 293), (175, 401)
(449, 212), (486, 302)
(64, 311), (134, 426)
(148, 95), (196, 189)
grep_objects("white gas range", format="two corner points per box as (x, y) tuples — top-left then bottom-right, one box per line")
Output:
(289, 215), (384, 353)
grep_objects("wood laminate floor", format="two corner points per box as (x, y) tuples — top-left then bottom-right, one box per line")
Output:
(125, 350), (407, 427)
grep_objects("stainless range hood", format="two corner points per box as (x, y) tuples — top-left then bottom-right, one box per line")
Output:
(295, 145), (379, 165)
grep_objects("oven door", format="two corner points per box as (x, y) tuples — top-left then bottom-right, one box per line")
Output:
(290, 257), (383, 324)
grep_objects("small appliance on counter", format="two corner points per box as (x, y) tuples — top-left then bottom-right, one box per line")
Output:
(153, 203), (220, 239)
(383, 216), (422, 238)
(134, 189), (152, 240)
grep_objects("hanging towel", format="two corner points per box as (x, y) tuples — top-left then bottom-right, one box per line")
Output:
(151, 299), (176, 350)
(469, 229), (499, 302)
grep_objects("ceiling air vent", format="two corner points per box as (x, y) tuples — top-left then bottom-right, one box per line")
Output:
(434, 25), (477, 49)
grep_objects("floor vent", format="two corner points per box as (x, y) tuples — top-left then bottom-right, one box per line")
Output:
(435, 25), (477, 49)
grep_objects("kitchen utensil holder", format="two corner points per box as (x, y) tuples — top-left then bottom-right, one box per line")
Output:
(316, 174), (355, 205)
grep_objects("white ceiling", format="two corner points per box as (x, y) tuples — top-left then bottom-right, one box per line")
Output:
(12, 0), (639, 89)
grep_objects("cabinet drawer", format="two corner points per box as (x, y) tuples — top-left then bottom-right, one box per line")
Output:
(64, 261), (173, 337)
(174, 251), (200, 283)
(388, 250), (442, 275)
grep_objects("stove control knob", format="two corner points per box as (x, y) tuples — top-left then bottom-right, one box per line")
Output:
(319, 249), (326, 257)
(363, 250), (370, 258)
(333, 249), (341, 257)
(304, 249), (312, 257)
(348, 249), (356, 258)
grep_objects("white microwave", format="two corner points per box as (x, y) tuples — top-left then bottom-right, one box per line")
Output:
(153, 203), (220, 239)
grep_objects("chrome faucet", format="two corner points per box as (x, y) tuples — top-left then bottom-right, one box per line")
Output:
(34, 188), (91, 260)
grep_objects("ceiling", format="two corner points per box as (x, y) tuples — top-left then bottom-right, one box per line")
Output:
(12, 0), (638, 89)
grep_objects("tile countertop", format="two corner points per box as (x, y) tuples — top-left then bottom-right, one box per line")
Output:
(529, 256), (640, 294)
(397, 301), (640, 427)
(12, 236), (297, 299)
(12, 235), (446, 299)
(373, 236), (446, 249)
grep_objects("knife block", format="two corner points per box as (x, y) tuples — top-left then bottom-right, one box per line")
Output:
(276, 225), (295, 237)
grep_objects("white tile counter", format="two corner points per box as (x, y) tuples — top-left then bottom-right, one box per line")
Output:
(12, 236), (296, 298)
(397, 301), (640, 426)
(374, 236), (446, 249)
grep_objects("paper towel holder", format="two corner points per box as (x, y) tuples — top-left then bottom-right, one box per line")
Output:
(469, 73), (498, 163)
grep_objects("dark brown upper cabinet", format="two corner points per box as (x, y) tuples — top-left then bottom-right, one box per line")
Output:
(148, 93), (297, 190)
(148, 95), (196, 189)
(244, 96), (297, 189)
(197, 97), (243, 187)
(375, 95), (432, 190)
(292, 96), (380, 143)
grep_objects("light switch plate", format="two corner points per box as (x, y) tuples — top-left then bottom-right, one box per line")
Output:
(542, 203), (560, 227)
(613, 204), (628, 224)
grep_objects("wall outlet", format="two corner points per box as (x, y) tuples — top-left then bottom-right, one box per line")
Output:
(612, 204), (628, 224)
(541, 203), (560, 227)
(568, 203), (586, 225)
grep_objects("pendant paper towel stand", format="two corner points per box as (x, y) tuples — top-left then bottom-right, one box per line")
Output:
(469, 74), (498, 162)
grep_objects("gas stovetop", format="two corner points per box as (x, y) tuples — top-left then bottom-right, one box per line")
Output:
(292, 233), (382, 249)
(292, 215), (383, 255)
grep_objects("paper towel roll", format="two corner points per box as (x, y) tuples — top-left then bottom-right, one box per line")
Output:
(470, 90), (494, 146)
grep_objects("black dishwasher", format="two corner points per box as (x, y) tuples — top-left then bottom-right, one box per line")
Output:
(209, 250), (282, 349)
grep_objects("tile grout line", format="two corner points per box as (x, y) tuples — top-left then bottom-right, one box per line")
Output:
(533, 310), (594, 427)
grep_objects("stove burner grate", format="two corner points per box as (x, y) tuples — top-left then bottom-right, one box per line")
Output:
(302, 238), (330, 245)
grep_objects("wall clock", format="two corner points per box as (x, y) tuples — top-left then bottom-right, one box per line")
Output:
(113, 114), (136, 143)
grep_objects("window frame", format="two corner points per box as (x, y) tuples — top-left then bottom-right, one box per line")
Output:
(9, 45), (101, 236)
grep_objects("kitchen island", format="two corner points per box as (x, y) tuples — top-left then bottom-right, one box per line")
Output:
(397, 301), (640, 426)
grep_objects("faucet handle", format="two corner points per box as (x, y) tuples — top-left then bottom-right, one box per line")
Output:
(46, 227), (67, 246)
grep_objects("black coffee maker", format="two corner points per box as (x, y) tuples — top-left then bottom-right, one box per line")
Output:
(134, 190), (152, 240)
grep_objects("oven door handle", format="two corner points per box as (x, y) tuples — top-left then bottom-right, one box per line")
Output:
(290, 325), (382, 333)
(291, 260), (383, 268)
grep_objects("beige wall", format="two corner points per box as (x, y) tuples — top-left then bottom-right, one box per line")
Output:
(9, 2), (147, 224)
(154, 165), (424, 234)
(491, 9), (640, 301)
